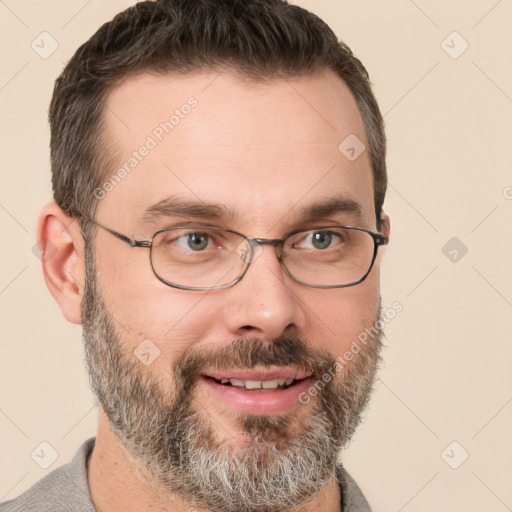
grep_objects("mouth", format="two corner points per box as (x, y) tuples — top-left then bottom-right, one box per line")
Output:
(200, 368), (315, 415)
(204, 376), (305, 391)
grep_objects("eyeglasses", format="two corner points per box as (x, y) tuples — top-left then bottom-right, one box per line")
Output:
(85, 218), (388, 291)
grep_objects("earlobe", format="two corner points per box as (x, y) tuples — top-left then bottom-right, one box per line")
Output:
(36, 202), (85, 325)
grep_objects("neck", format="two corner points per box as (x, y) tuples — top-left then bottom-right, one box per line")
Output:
(87, 410), (342, 512)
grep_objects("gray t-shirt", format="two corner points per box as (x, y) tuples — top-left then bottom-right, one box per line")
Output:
(0, 437), (372, 511)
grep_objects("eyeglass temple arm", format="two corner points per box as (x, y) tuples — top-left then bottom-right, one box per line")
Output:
(84, 216), (150, 248)
(374, 233), (388, 246)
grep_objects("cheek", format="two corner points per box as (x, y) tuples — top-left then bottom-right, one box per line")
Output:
(301, 275), (379, 356)
(95, 248), (217, 359)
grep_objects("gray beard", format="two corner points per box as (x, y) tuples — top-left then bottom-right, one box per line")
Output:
(81, 242), (383, 512)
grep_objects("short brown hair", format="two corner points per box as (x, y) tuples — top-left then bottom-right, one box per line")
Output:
(49, 0), (387, 231)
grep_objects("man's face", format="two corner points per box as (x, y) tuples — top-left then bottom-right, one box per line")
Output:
(82, 70), (388, 512)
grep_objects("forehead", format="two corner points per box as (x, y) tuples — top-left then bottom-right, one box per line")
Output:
(98, 70), (375, 232)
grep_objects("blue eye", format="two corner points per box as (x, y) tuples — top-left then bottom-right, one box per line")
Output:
(299, 231), (341, 250)
(311, 231), (332, 249)
(177, 232), (210, 251)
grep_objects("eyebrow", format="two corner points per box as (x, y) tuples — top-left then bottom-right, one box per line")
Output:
(141, 196), (233, 227)
(294, 195), (364, 225)
(140, 194), (364, 229)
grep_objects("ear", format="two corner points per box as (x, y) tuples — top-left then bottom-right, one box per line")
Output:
(379, 212), (391, 242)
(36, 202), (86, 325)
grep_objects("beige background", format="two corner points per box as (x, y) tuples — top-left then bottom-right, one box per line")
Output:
(1, 1), (511, 510)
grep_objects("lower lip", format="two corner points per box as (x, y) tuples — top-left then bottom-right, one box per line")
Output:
(200, 376), (315, 415)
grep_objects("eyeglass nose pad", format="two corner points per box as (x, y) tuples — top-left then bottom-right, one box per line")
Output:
(235, 239), (264, 264)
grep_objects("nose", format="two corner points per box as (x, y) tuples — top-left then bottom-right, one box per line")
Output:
(222, 244), (306, 340)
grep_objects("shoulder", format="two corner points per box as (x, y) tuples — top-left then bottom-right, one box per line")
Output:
(335, 462), (373, 512)
(0, 437), (96, 512)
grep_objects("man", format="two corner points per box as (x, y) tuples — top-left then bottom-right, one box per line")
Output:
(1, 0), (390, 511)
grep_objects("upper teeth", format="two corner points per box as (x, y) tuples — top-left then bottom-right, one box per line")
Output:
(219, 378), (295, 389)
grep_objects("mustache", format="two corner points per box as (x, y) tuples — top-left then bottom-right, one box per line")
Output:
(173, 336), (337, 384)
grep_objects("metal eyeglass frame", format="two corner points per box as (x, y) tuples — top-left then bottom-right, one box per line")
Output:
(84, 217), (388, 291)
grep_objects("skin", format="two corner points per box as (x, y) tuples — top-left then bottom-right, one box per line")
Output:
(38, 69), (390, 512)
